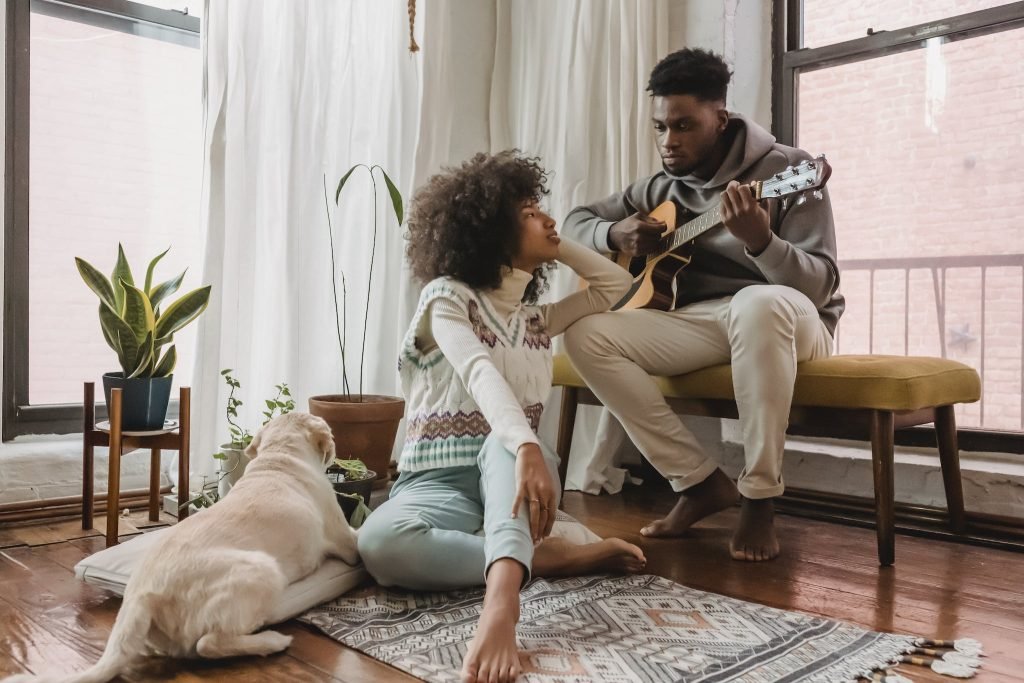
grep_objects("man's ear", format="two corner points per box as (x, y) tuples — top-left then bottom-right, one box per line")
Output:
(716, 106), (729, 133)
(244, 430), (262, 460)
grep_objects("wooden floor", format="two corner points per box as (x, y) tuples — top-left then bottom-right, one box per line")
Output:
(2, 483), (1024, 682)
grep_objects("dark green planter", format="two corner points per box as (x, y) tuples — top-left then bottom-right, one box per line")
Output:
(331, 470), (376, 521)
(102, 372), (173, 430)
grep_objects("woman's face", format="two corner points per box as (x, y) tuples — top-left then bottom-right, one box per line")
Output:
(512, 199), (559, 272)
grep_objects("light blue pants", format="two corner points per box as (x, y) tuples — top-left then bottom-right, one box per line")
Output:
(357, 435), (562, 590)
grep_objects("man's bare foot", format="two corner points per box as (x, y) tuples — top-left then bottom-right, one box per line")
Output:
(729, 497), (780, 561)
(533, 537), (646, 577)
(640, 468), (739, 537)
(462, 560), (522, 683)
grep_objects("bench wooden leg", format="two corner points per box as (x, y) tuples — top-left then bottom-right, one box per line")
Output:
(870, 409), (895, 566)
(555, 387), (579, 496)
(934, 405), (967, 534)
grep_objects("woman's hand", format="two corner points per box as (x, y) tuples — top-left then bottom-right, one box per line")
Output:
(511, 443), (557, 543)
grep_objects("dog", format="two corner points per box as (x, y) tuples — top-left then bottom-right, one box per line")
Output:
(3, 412), (359, 683)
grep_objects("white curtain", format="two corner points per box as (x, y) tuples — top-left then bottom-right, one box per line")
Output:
(187, 0), (421, 483)
(489, 0), (669, 493)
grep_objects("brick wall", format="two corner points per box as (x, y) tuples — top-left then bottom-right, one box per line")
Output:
(28, 13), (202, 405)
(798, 2), (1024, 430)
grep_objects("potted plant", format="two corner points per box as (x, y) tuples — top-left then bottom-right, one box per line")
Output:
(214, 369), (295, 496)
(76, 245), (211, 430)
(326, 458), (376, 524)
(309, 165), (406, 487)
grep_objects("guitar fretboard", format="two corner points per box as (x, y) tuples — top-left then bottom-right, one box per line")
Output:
(664, 203), (723, 251)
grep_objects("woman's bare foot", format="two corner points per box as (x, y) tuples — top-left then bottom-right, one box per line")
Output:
(533, 537), (647, 577)
(462, 559), (523, 683)
(729, 497), (780, 561)
(640, 468), (739, 537)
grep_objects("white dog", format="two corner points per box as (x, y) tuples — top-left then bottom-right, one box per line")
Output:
(3, 412), (359, 683)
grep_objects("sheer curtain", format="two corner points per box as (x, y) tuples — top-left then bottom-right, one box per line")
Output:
(187, 0), (421, 483)
(490, 0), (669, 493)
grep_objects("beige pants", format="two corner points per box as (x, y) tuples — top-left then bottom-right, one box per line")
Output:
(564, 285), (833, 499)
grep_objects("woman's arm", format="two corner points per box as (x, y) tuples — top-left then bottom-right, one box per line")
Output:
(540, 238), (633, 337)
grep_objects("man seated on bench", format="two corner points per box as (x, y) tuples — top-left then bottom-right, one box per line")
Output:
(562, 48), (845, 561)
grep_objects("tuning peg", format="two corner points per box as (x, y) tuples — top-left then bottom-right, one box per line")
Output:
(774, 172), (784, 180)
(795, 195), (808, 206)
(806, 178), (814, 185)
(812, 190), (823, 200)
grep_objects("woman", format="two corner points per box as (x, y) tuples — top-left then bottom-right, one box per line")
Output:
(358, 151), (645, 683)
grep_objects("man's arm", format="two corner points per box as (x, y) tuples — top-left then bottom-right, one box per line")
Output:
(748, 185), (839, 309)
(562, 176), (663, 254)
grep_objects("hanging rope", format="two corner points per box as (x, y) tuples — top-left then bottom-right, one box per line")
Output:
(407, 0), (420, 53)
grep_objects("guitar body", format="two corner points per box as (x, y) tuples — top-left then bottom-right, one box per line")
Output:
(613, 242), (693, 311)
(612, 200), (690, 311)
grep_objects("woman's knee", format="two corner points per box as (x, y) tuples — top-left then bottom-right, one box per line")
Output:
(357, 512), (423, 586)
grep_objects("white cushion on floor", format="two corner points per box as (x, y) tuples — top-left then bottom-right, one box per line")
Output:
(74, 526), (366, 624)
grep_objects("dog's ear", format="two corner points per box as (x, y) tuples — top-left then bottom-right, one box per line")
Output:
(244, 429), (262, 460)
(316, 425), (336, 466)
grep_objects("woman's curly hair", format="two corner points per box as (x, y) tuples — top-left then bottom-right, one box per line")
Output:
(405, 150), (554, 304)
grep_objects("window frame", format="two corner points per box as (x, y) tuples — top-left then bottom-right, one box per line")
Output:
(771, 0), (1024, 454)
(3, 0), (200, 440)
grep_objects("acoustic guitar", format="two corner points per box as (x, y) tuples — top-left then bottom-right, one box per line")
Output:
(611, 155), (832, 311)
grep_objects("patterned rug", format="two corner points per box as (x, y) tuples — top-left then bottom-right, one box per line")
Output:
(299, 573), (944, 682)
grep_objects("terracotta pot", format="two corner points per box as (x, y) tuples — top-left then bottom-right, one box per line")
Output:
(308, 395), (404, 488)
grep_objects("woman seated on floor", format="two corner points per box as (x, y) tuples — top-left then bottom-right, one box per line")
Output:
(357, 150), (647, 683)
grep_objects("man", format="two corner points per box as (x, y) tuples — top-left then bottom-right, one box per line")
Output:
(562, 48), (844, 561)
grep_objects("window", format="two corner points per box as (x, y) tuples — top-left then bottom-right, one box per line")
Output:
(4, 0), (201, 439)
(774, 1), (1024, 452)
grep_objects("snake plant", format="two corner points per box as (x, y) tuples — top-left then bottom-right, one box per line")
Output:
(75, 244), (212, 378)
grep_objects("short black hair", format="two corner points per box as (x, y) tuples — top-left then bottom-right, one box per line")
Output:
(647, 48), (732, 102)
(405, 150), (553, 303)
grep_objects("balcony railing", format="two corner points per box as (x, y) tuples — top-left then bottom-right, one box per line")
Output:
(836, 254), (1024, 431)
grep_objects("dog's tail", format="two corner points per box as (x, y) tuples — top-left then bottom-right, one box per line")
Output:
(1, 593), (156, 683)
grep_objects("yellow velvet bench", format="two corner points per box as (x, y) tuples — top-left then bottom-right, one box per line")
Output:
(551, 354), (982, 566)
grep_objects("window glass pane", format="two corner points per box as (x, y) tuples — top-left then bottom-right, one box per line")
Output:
(803, 1), (1014, 48)
(29, 8), (202, 405)
(797, 28), (1024, 431)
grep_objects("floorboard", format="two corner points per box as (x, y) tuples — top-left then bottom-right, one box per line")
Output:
(0, 482), (1021, 682)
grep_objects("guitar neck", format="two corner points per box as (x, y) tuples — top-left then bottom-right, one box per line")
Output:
(663, 203), (723, 252)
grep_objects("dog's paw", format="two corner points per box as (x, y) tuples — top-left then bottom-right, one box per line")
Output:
(257, 631), (293, 655)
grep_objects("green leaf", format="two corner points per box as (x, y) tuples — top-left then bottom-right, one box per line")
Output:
(154, 285), (211, 340)
(128, 330), (154, 378)
(99, 302), (136, 373)
(213, 451), (228, 460)
(334, 165), (362, 204)
(75, 258), (116, 310)
(111, 244), (135, 314)
(149, 269), (186, 310)
(120, 280), (156, 341)
(153, 345), (176, 377)
(379, 168), (404, 225)
(144, 246), (170, 295)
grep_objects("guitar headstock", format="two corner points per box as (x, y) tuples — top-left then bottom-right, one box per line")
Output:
(755, 155), (831, 205)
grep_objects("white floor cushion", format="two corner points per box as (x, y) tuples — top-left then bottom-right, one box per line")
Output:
(74, 526), (366, 624)
(74, 513), (599, 625)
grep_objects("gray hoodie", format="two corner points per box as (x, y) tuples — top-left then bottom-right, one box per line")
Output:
(562, 113), (845, 334)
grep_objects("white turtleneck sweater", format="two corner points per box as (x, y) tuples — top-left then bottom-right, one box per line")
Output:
(418, 239), (632, 456)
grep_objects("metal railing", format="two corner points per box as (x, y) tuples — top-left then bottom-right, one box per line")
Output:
(836, 254), (1024, 430)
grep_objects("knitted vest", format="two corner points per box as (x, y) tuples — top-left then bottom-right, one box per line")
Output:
(397, 278), (553, 472)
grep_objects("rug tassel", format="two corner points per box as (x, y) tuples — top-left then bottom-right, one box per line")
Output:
(914, 638), (985, 657)
(897, 655), (978, 679)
